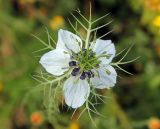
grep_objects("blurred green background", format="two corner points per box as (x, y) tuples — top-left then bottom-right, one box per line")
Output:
(0, 0), (160, 129)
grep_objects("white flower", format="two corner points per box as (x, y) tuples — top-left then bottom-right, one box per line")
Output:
(40, 29), (117, 108)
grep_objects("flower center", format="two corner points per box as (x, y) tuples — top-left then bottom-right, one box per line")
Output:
(69, 49), (100, 80)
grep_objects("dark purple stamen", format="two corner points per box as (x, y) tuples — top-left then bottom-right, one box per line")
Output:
(96, 64), (100, 68)
(90, 71), (94, 78)
(71, 67), (80, 76)
(80, 72), (86, 80)
(69, 61), (77, 67)
(86, 71), (92, 78)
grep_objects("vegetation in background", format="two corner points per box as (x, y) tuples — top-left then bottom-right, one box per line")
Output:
(0, 0), (160, 129)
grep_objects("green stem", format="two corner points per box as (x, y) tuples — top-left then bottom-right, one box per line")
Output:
(85, 4), (92, 49)
(109, 91), (133, 129)
(85, 23), (91, 49)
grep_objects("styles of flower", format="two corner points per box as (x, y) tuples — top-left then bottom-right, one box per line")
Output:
(40, 29), (117, 108)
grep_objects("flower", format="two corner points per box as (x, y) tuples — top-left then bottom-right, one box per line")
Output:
(148, 117), (160, 129)
(155, 44), (160, 57)
(69, 122), (80, 129)
(19, 0), (35, 4)
(0, 81), (3, 93)
(50, 16), (65, 30)
(30, 112), (43, 126)
(152, 16), (160, 28)
(144, 0), (160, 12)
(40, 29), (117, 108)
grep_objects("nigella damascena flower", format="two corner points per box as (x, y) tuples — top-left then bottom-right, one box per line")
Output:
(39, 29), (117, 108)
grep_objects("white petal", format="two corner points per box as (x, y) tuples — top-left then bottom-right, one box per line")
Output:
(91, 65), (117, 89)
(63, 76), (90, 108)
(39, 48), (70, 76)
(57, 29), (82, 53)
(92, 39), (116, 64)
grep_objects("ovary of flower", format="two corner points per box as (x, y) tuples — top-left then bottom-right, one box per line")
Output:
(40, 29), (117, 108)
(152, 16), (160, 27)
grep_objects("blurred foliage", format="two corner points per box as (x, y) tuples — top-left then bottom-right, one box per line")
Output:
(0, 0), (160, 129)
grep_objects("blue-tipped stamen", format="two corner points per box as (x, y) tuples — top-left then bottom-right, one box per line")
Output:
(80, 72), (86, 80)
(69, 48), (101, 79)
(71, 67), (80, 76)
(86, 70), (93, 78)
(69, 61), (77, 67)
(91, 71), (94, 78)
